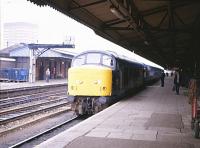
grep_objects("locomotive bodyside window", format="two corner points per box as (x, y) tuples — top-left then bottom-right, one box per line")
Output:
(72, 55), (85, 67)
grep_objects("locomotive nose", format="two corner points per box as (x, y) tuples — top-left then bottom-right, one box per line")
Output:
(68, 65), (112, 96)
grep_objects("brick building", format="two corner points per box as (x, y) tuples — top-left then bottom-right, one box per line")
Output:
(0, 43), (79, 81)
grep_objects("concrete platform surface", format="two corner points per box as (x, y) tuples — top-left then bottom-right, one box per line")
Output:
(35, 77), (200, 148)
(65, 136), (193, 148)
(0, 79), (67, 90)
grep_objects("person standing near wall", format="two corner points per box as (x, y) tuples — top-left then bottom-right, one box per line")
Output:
(46, 68), (50, 82)
(174, 70), (181, 95)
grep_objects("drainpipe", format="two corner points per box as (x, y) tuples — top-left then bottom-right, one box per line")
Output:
(29, 48), (36, 83)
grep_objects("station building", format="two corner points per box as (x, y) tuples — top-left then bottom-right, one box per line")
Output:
(0, 43), (78, 82)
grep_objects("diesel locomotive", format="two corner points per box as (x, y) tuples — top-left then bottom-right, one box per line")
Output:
(67, 50), (163, 115)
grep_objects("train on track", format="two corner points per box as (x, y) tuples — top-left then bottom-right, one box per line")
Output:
(67, 50), (163, 115)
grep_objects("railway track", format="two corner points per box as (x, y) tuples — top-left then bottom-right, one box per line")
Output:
(0, 86), (71, 136)
(9, 115), (79, 148)
(0, 84), (85, 148)
(0, 83), (67, 99)
(0, 89), (67, 108)
(0, 101), (71, 136)
(0, 99), (70, 125)
(0, 97), (67, 116)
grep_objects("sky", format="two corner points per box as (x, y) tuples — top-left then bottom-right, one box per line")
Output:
(0, 0), (164, 69)
(1, 0), (99, 49)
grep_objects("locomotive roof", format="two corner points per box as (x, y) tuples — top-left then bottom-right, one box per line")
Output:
(73, 50), (163, 70)
(73, 50), (144, 66)
(74, 50), (117, 57)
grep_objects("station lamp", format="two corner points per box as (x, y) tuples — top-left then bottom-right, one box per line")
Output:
(110, 5), (124, 20)
(144, 40), (149, 46)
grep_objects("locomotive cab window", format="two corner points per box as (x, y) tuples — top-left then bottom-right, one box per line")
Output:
(86, 53), (101, 64)
(72, 52), (116, 69)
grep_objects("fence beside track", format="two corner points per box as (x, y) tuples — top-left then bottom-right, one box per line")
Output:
(0, 68), (29, 82)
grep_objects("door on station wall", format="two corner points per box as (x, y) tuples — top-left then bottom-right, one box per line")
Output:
(53, 61), (57, 79)
(65, 61), (70, 78)
(39, 61), (44, 80)
(60, 61), (65, 78)
(64, 61), (67, 78)
(49, 60), (57, 79)
(49, 61), (52, 79)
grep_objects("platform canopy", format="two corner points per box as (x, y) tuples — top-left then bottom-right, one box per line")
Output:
(28, 0), (200, 69)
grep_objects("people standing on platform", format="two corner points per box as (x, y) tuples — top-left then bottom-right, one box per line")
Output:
(174, 70), (181, 95)
(46, 68), (50, 82)
(160, 71), (165, 87)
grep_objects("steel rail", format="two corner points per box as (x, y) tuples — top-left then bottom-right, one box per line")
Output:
(0, 88), (66, 104)
(0, 96), (67, 116)
(0, 91), (67, 108)
(9, 115), (78, 148)
(0, 102), (70, 125)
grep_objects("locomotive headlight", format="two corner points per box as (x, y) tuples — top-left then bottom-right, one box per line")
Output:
(102, 86), (107, 91)
(70, 85), (77, 90)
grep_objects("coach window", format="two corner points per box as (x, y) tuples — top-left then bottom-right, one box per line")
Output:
(86, 53), (101, 64)
(72, 55), (85, 67)
(102, 55), (115, 68)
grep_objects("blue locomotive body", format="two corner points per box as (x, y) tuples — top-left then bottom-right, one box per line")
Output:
(67, 50), (163, 115)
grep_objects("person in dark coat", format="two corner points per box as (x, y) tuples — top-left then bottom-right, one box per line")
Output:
(160, 71), (165, 87)
(174, 70), (181, 95)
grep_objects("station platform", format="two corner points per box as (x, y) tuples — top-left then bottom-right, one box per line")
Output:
(0, 79), (67, 91)
(36, 77), (199, 148)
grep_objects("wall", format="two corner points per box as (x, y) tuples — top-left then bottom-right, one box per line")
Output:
(36, 57), (72, 80)
(15, 57), (29, 68)
(0, 60), (15, 69)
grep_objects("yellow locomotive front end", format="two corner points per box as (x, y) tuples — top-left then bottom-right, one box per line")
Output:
(67, 51), (116, 115)
(68, 65), (112, 96)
